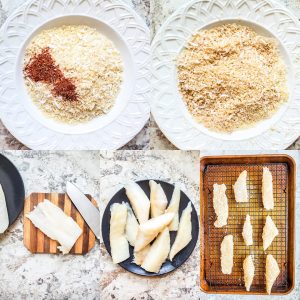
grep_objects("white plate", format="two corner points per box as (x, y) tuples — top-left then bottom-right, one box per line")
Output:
(152, 0), (300, 150)
(0, 0), (150, 150)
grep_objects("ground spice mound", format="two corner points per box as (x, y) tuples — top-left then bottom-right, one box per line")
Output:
(177, 23), (288, 133)
(24, 25), (123, 124)
(24, 47), (78, 101)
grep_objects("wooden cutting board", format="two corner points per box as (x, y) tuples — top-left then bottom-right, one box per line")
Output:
(24, 193), (97, 254)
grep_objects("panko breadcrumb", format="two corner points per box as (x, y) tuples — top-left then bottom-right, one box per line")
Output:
(176, 23), (288, 132)
(24, 25), (123, 123)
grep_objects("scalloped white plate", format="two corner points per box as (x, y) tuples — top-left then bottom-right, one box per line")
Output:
(0, 0), (150, 150)
(152, 0), (300, 150)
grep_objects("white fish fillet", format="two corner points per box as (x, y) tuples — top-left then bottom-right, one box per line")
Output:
(149, 180), (168, 218)
(165, 185), (181, 231)
(26, 199), (82, 254)
(213, 183), (228, 228)
(262, 167), (274, 210)
(262, 215), (278, 251)
(0, 184), (9, 234)
(243, 255), (255, 291)
(125, 203), (139, 246)
(169, 202), (192, 261)
(134, 212), (174, 252)
(233, 170), (248, 202)
(133, 245), (151, 266)
(242, 214), (253, 246)
(266, 254), (280, 294)
(141, 227), (170, 273)
(125, 182), (150, 224)
(221, 235), (233, 274)
(110, 202), (130, 264)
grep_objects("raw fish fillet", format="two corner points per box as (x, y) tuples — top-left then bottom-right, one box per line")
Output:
(262, 167), (274, 210)
(242, 214), (253, 246)
(149, 180), (168, 218)
(213, 184), (228, 228)
(141, 227), (170, 273)
(0, 184), (9, 234)
(133, 245), (150, 266)
(125, 182), (150, 224)
(169, 202), (192, 261)
(166, 185), (180, 231)
(266, 254), (280, 294)
(134, 212), (174, 252)
(110, 202), (130, 264)
(125, 203), (139, 246)
(221, 235), (233, 274)
(243, 255), (255, 291)
(262, 215), (278, 251)
(26, 199), (82, 254)
(233, 170), (248, 202)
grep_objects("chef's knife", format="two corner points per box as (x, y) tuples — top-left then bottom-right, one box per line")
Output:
(66, 182), (100, 239)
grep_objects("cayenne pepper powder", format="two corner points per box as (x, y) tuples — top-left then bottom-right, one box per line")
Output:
(24, 47), (78, 101)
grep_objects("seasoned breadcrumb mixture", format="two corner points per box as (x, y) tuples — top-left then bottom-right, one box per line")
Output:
(24, 25), (123, 123)
(177, 23), (288, 132)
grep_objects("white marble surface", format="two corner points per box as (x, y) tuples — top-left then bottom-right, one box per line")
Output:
(99, 150), (200, 299)
(0, 151), (101, 299)
(0, 0), (150, 150)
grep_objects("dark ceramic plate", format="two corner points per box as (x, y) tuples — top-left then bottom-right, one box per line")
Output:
(0, 154), (25, 229)
(101, 180), (199, 276)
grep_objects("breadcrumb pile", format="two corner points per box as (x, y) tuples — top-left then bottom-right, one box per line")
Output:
(177, 23), (288, 132)
(24, 25), (123, 123)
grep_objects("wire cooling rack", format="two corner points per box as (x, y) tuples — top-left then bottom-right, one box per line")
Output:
(202, 161), (289, 293)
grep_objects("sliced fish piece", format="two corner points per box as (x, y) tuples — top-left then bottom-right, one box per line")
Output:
(165, 185), (181, 231)
(213, 183), (228, 228)
(266, 254), (280, 294)
(26, 199), (82, 254)
(242, 214), (253, 246)
(0, 184), (9, 234)
(233, 170), (248, 202)
(149, 180), (168, 218)
(221, 235), (233, 274)
(134, 212), (174, 252)
(262, 167), (274, 210)
(262, 215), (278, 251)
(133, 245), (151, 266)
(243, 255), (255, 291)
(125, 203), (139, 246)
(169, 202), (192, 261)
(125, 182), (150, 224)
(141, 227), (170, 273)
(110, 202), (130, 264)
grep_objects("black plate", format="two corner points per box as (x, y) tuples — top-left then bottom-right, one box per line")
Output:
(102, 180), (199, 276)
(0, 154), (25, 227)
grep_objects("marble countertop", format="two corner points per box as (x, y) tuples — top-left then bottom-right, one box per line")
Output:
(0, 151), (101, 299)
(100, 150), (200, 299)
(0, 0), (150, 150)
(100, 150), (300, 300)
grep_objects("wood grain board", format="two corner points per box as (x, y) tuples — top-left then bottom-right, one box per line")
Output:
(200, 155), (295, 295)
(24, 193), (97, 255)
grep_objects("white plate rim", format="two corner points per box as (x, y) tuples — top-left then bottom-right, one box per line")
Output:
(0, 0), (150, 150)
(151, 0), (300, 150)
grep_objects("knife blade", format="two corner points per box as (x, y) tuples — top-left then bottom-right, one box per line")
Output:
(66, 182), (100, 239)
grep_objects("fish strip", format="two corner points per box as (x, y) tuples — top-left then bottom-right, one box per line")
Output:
(110, 202), (130, 264)
(213, 183), (228, 227)
(26, 199), (82, 254)
(262, 167), (274, 210)
(0, 184), (9, 234)
(233, 170), (248, 202)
